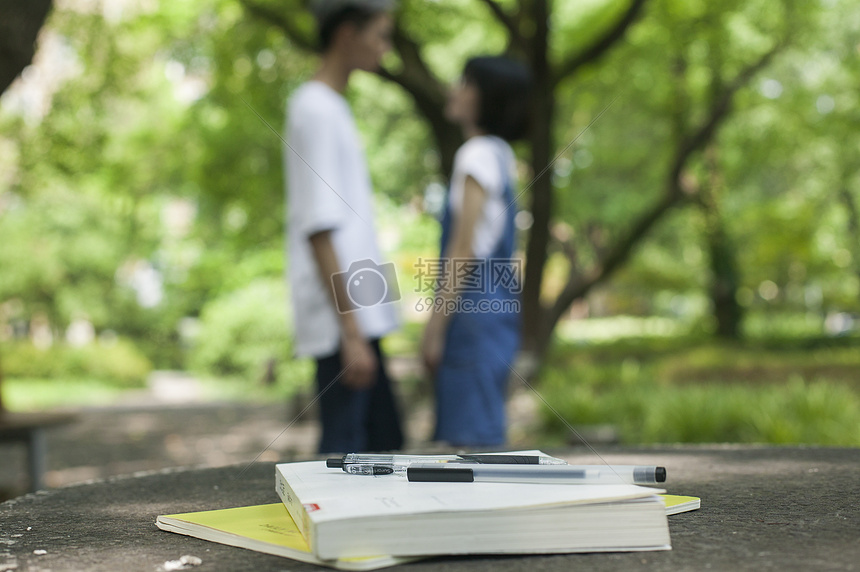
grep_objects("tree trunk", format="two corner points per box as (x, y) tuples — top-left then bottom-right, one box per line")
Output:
(412, 94), (461, 180)
(382, 25), (462, 178)
(706, 217), (743, 338)
(702, 145), (742, 339)
(0, 0), (53, 93)
(520, 0), (554, 358)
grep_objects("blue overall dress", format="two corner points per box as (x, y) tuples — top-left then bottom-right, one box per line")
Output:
(432, 140), (521, 447)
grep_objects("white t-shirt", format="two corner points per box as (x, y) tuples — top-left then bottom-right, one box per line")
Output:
(285, 81), (398, 358)
(448, 135), (517, 258)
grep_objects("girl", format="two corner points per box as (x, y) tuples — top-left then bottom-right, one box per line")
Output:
(421, 55), (532, 447)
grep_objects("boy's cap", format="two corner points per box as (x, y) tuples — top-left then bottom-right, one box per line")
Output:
(311, 0), (395, 25)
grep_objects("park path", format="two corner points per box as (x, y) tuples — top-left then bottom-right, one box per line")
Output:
(0, 365), (542, 498)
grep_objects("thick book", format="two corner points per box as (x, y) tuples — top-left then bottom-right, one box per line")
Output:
(155, 498), (693, 568)
(156, 503), (417, 571)
(275, 460), (671, 560)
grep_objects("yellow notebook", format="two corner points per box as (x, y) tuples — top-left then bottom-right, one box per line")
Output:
(660, 494), (701, 515)
(156, 503), (417, 571)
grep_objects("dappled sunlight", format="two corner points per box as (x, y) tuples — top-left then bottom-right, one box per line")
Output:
(557, 316), (689, 343)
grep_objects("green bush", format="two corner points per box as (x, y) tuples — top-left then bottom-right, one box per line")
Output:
(188, 278), (312, 394)
(1, 338), (152, 387)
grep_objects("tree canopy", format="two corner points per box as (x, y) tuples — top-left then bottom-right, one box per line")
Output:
(0, 0), (858, 379)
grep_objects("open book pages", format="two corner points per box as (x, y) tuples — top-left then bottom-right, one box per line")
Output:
(276, 459), (671, 560)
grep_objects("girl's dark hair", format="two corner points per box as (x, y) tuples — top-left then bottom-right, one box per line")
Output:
(463, 56), (533, 142)
(318, 6), (382, 53)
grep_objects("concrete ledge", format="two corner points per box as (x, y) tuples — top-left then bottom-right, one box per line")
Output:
(1, 445), (858, 571)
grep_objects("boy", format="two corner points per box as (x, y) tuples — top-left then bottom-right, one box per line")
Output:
(285, 0), (403, 453)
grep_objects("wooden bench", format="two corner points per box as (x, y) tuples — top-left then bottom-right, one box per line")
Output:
(0, 411), (78, 492)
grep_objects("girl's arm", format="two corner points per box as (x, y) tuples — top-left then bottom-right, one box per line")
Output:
(421, 175), (487, 376)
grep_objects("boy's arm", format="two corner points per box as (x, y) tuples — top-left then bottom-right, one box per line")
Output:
(308, 230), (378, 389)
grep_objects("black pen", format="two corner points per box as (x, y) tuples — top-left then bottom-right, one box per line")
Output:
(406, 464), (667, 485)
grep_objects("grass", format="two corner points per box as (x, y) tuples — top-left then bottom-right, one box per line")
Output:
(1, 352), (317, 411)
(2, 378), (130, 411)
(1, 372), (316, 411)
(538, 334), (860, 446)
(540, 375), (860, 446)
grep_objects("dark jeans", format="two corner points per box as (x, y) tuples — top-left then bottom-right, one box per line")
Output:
(315, 338), (403, 454)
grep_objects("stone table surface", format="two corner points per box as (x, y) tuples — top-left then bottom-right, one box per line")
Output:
(1, 445), (858, 572)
